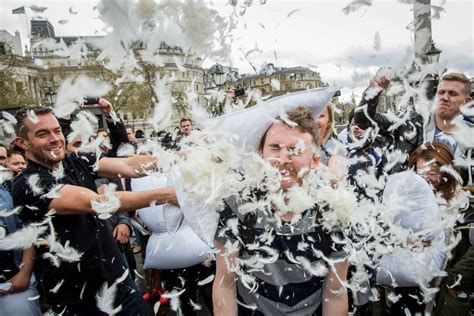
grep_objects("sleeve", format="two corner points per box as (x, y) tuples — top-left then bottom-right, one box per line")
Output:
(354, 87), (392, 131)
(116, 212), (133, 230)
(106, 119), (130, 157)
(76, 152), (101, 177)
(12, 171), (61, 224)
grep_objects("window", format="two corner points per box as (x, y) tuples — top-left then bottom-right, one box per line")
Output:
(0, 43), (6, 55)
(15, 81), (24, 94)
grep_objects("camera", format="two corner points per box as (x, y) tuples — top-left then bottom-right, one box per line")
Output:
(234, 86), (245, 97)
(83, 97), (100, 105)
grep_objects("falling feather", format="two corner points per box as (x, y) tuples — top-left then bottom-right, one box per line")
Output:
(287, 9), (301, 18)
(189, 299), (202, 311)
(91, 183), (121, 220)
(69, 7), (78, 14)
(28, 174), (44, 196)
(95, 282), (122, 315)
(29, 5), (48, 12)
(342, 0), (373, 15)
(0, 206), (21, 218)
(0, 225), (47, 250)
(58, 19), (69, 25)
(49, 279), (65, 293)
(373, 31), (381, 51)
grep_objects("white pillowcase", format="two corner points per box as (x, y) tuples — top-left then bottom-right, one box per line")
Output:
(131, 175), (213, 269)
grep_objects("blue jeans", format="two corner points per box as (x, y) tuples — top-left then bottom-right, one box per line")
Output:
(52, 275), (152, 316)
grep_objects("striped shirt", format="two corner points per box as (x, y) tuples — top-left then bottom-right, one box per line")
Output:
(216, 196), (344, 315)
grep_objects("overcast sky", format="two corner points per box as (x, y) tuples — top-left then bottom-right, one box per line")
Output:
(1, 0), (473, 101)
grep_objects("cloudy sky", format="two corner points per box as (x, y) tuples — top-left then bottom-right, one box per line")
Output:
(1, 0), (472, 101)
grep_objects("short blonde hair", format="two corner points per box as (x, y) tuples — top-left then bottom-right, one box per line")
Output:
(440, 72), (471, 96)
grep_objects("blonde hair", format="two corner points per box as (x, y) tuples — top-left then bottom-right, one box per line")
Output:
(321, 104), (335, 143)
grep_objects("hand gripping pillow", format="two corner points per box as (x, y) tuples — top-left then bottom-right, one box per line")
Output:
(131, 176), (212, 269)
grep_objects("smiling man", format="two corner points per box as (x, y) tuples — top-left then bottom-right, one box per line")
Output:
(213, 107), (348, 316)
(11, 105), (177, 315)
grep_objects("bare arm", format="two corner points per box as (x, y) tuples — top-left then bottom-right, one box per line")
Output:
(213, 240), (238, 316)
(48, 184), (177, 215)
(97, 155), (157, 179)
(322, 260), (349, 316)
(7, 247), (36, 294)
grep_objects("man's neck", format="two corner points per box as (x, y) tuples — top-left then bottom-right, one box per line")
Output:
(434, 113), (455, 133)
(28, 156), (61, 170)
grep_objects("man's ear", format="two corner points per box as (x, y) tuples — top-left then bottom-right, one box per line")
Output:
(311, 155), (320, 170)
(15, 137), (28, 150)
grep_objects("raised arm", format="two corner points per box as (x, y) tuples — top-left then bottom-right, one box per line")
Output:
(97, 155), (157, 179)
(48, 184), (177, 215)
(354, 76), (392, 131)
(213, 240), (239, 316)
(322, 260), (349, 316)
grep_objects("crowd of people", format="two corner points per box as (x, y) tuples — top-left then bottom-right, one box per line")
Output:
(0, 71), (472, 316)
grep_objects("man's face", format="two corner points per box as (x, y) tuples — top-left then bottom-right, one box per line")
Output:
(0, 147), (6, 167)
(126, 128), (136, 142)
(350, 123), (366, 139)
(262, 123), (319, 191)
(435, 80), (471, 120)
(180, 120), (193, 135)
(6, 153), (26, 175)
(17, 113), (65, 167)
(66, 135), (82, 153)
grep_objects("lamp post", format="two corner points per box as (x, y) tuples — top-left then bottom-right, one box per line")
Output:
(425, 41), (442, 100)
(212, 63), (226, 115)
(44, 86), (56, 105)
(213, 63), (226, 87)
(426, 41), (442, 64)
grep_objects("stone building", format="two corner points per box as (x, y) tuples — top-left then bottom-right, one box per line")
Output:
(1, 18), (206, 137)
(238, 64), (324, 98)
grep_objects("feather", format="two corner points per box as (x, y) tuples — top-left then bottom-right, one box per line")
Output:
(116, 143), (135, 157)
(49, 279), (65, 293)
(0, 206), (21, 218)
(342, 0), (373, 15)
(27, 110), (39, 123)
(0, 225), (47, 250)
(189, 299), (202, 311)
(29, 5), (48, 12)
(27, 174), (43, 196)
(95, 282), (122, 315)
(58, 19), (69, 25)
(91, 183), (121, 219)
(287, 9), (301, 18)
(69, 7), (78, 14)
(373, 31), (381, 51)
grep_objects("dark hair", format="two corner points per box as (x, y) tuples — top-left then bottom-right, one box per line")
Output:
(408, 141), (459, 201)
(14, 105), (54, 138)
(7, 150), (25, 160)
(9, 141), (25, 156)
(260, 106), (320, 151)
(135, 129), (145, 139)
(180, 118), (192, 125)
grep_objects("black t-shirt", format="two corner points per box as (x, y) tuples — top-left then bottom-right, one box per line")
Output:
(12, 153), (126, 305)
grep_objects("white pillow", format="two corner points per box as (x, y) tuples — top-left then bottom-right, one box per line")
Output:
(131, 175), (213, 269)
(144, 227), (212, 269)
(377, 171), (445, 287)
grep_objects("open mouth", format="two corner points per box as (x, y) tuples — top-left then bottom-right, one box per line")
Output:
(49, 146), (63, 158)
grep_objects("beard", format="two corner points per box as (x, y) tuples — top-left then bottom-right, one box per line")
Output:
(28, 142), (65, 167)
